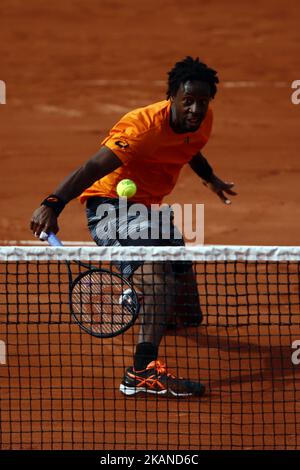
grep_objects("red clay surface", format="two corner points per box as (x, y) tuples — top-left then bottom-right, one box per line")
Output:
(0, 0), (300, 450)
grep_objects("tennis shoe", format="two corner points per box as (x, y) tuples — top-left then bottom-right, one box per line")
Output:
(119, 360), (205, 397)
(119, 288), (143, 310)
(119, 288), (135, 308)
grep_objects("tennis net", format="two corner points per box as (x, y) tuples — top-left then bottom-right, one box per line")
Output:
(0, 245), (299, 450)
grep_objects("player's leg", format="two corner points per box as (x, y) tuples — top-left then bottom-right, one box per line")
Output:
(118, 206), (205, 396)
(170, 262), (203, 328)
(120, 260), (205, 397)
(131, 261), (176, 365)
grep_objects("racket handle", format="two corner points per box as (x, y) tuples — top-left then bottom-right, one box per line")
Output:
(40, 231), (64, 246)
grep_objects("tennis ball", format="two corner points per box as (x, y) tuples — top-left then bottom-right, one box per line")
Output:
(116, 179), (137, 198)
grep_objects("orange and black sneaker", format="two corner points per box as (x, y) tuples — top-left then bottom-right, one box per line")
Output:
(119, 360), (205, 397)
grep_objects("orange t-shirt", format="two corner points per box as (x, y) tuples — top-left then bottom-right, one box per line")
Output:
(79, 100), (213, 206)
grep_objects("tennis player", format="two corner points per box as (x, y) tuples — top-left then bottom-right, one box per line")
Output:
(31, 56), (236, 397)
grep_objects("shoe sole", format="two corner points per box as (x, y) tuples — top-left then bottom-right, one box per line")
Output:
(119, 383), (202, 397)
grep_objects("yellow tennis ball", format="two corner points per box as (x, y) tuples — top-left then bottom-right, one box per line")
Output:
(116, 179), (137, 198)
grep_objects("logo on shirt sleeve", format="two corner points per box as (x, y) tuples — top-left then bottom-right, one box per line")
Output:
(115, 140), (129, 149)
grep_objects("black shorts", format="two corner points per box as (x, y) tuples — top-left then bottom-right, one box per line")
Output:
(86, 197), (191, 277)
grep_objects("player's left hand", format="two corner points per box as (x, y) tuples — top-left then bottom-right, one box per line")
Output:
(203, 174), (237, 205)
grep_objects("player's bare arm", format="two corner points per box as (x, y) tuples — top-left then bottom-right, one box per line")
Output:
(30, 146), (122, 236)
(189, 152), (237, 205)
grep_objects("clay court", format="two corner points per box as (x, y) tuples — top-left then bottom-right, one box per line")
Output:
(0, 0), (300, 450)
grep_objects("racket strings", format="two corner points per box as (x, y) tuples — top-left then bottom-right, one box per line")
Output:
(71, 271), (137, 335)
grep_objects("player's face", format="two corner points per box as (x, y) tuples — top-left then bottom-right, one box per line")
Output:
(170, 80), (211, 133)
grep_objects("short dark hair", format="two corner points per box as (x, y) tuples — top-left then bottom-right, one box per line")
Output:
(166, 56), (219, 99)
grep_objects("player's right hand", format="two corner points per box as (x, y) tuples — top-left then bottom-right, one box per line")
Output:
(30, 206), (59, 238)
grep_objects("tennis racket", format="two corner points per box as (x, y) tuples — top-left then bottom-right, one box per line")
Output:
(40, 231), (140, 338)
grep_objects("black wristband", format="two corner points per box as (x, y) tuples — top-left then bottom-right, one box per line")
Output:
(41, 195), (66, 216)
